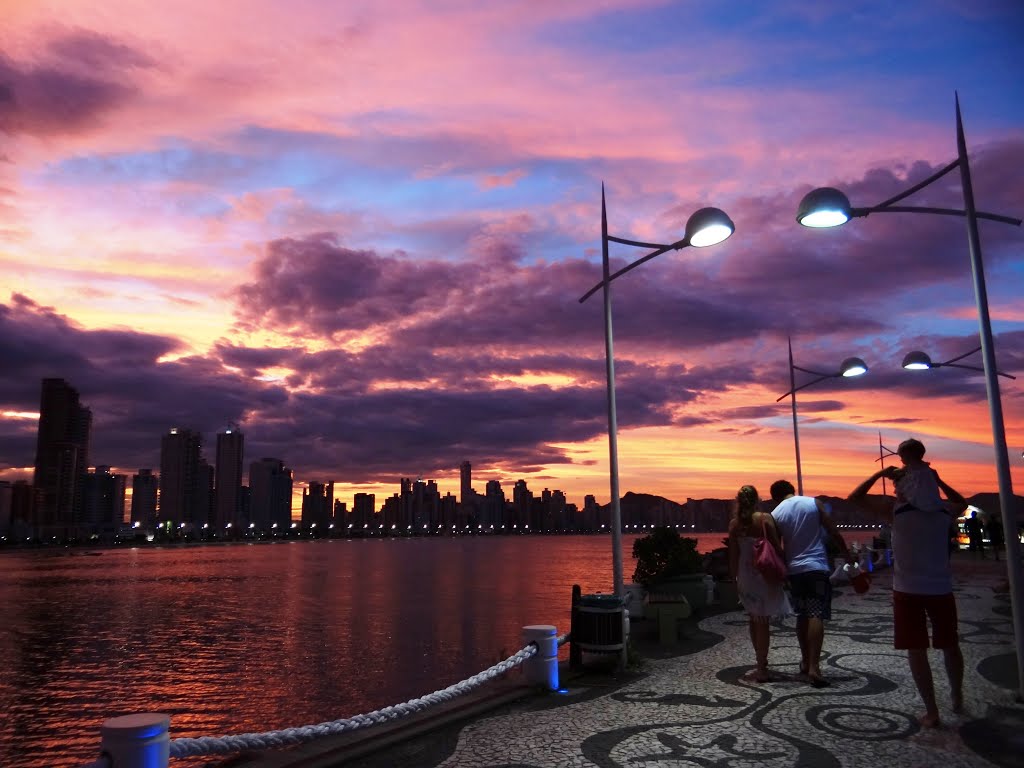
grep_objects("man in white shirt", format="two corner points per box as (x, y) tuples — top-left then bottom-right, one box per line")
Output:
(770, 480), (848, 687)
(849, 438), (967, 728)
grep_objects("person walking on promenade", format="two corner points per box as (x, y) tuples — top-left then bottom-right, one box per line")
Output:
(987, 514), (1005, 562)
(770, 480), (848, 688)
(965, 510), (986, 557)
(728, 485), (791, 682)
(848, 437), (967, 728)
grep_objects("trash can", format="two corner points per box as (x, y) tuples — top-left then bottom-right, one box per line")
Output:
(572, 593), (625, 653)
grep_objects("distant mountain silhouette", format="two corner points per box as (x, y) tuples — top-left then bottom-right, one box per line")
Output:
(620, 491), (686, 516)
(965, 493), (1024, 520)
(602, 490), (1024, 528)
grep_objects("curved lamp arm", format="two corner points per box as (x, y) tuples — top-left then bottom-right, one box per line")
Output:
(776, 358), (868, 400)
(797, 165), (1022, 228)
(579, 240), (683, 304)
(903, 346), (1017, 380)
(580, 205), (734, 303)
(852, 205), (1022, 226)
(778, 368), (835, 403)
(934, 362), (1016, 380)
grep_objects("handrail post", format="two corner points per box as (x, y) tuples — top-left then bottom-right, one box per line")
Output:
(521, 625), (559, 691)
(99, 713), (170, 768)
(569, 583), (582, 670)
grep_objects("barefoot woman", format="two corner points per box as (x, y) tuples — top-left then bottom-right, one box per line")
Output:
(728, 485), (790, 682)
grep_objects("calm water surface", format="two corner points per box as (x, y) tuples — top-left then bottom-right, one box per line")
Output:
(0, 532), (874, 768)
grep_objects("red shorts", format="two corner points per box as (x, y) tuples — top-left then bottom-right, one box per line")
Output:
(892, 590), (958, 650)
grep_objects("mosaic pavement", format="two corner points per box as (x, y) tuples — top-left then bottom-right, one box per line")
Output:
(436, 565), (1021, 768)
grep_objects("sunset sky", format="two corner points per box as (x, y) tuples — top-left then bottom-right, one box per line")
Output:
(2, 0), (1023, 512)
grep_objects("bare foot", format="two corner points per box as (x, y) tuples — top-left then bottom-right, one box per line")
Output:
(918, 712), (941, 728)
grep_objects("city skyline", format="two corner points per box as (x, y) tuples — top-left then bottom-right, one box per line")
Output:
(1, 2), (1023, 509)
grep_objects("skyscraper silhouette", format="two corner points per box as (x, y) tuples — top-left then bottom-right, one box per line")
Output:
(131, 469), (158, 529)
(249, 457), (292, 530)
(214, 427), (245, 530)
(460, 461), (472, 504)
(33, 378), (91, 534)
(159, 428), (207, 526)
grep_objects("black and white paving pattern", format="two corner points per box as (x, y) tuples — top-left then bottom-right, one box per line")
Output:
(438, 563), (1020, 768)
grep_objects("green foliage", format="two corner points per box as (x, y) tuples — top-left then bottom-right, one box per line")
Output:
(630, 526), (705, 588)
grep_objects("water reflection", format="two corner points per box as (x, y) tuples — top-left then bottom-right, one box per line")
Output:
(0, 533), (874, 767)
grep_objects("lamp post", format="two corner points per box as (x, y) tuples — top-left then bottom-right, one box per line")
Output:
(580, 185), (734, 596)
(776, 336), (868, 496)
(875, 432), (899, 497)
(797, 95), (1024, 699)
(902, 346), (1016, 381)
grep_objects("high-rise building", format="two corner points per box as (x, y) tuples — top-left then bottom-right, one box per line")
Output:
(0, 480), (11, 535)
(513, 479), (532, 529)
(83, 465), (126, 533)
(249, 458), (292, 530)
(32, 378), (92, 532)
(460, 461), (472, 504)
(483, 479), (505, 528)
(301, 481), (333, 529)
(353, 492), (376, 529)
(214, 427), (245, 530)
(1, 481), (35, 538)
(197, 459), (214, 528)
(159, 428), (206, 525)
(131, 469), (159, 528)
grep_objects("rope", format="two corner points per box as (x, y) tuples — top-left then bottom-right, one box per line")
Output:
(169, 641), (539, 758)
(79, 757), (110, 768)
(557, 632), (570, 646)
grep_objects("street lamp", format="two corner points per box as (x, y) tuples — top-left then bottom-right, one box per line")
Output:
(776, 336), (868, 495)
(874, 432), (899, 497)
(580, 185), (734, 595)
(902, 346), (1016, 380)
(797, 95), (1024, 699)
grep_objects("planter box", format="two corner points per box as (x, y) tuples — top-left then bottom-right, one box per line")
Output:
(648, 573), (708, 614)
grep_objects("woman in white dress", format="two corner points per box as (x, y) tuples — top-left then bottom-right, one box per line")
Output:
(728, 485), (790, 682)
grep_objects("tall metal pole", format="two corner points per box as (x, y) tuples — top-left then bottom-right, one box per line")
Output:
(956, 95), (1024, 700)
(601, 186), (624, 597)
(878, 431), (889, 497)
(788, 336), (804, 495)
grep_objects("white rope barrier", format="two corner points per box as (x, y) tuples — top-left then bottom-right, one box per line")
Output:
(167, 641), (539, 758)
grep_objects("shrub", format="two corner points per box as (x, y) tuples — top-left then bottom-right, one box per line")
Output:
(631, 526), (704, 588)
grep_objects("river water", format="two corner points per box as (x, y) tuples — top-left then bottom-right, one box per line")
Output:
(0, 531), (875, 768)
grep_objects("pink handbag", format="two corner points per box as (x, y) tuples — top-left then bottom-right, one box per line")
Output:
(754, 515), (787, 583)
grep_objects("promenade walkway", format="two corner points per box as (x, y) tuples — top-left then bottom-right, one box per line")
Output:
(251, 552), (1019, 768)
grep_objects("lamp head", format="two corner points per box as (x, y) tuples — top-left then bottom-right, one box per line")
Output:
(902, 351), (933, 370)
(840, 357), (868, 377)
(797, 187), (852, 228)
(685, 207), (734, 247)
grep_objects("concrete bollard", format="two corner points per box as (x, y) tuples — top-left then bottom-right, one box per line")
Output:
(522, 624), (559, 691)
(100, 713), (170, 768)
(703, 574), (716, 605)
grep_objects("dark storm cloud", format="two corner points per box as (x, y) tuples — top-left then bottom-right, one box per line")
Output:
(0, 30), (152, 136)
(714, 137), (1024, 333)
(234, 228), (783, 357)
(0, 293), (638, 484)
(0, 295), (288, 471)
(0, 294), (181, 400)
(234, 234), (465, 335)
(843, 330), (1024, 405)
